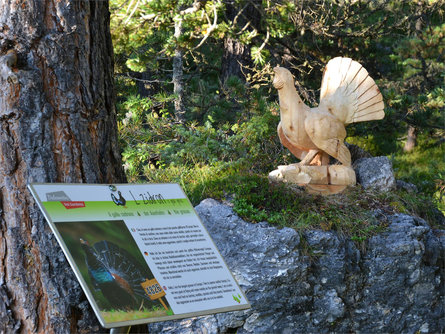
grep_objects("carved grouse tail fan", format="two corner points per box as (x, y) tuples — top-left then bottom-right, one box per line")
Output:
(319, 57), (385, 125)
(271, 57), (386, 194)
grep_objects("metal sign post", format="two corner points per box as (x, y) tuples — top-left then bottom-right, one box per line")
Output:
(110, 326), (131, 334)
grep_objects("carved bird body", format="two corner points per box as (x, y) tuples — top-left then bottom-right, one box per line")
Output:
(273, 57), (384, 166)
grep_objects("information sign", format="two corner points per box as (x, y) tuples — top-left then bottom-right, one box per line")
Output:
(28, 183), (250, 329)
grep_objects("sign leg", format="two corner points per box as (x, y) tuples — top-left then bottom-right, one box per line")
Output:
(110, 326), (131, 334)
(159, 297), (168, 311)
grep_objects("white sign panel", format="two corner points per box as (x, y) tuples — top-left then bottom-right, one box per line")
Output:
(29, 183), (250, 329)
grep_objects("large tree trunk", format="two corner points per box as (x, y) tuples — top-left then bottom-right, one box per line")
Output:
(0, 1), (125, 333)
(220, 0), (261, 83)
(220, 37), (251, 83)
(403, 125), (417, 152)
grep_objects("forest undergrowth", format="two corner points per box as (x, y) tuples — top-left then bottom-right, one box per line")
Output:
(111, 0), (444, 239)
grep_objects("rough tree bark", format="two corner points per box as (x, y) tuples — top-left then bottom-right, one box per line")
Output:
(173, 16), (185, 122)
(404, 125), (417, 152)
(220, 0), (261, 83)
(220, 37), (251, 83)
(403, 3), (426, 153)
(172, 0), (205, 123)
(0, 1), (125, 333)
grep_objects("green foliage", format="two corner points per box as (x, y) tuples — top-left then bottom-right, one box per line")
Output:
(383, 22), (444, 138)
(229, 178), (442, 238)
(111, 0), (444, 236)
(117, 85), (290, 184)
(391, 134), (445, 213)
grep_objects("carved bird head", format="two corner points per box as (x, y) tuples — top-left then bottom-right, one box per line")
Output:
(273, 66), (294, 90)
(80, 238), (89, 246)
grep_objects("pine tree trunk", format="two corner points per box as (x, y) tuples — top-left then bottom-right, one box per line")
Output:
(220, 0), (261, 83)
(220, 37), (251, 83)
(173, 17), (185, 122)
(404, 125), (417, 152)
(0, 1), (125, 333)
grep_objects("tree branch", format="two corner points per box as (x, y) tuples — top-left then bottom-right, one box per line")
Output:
(193, 0), (220, 50)
(116, 72), (171, 84)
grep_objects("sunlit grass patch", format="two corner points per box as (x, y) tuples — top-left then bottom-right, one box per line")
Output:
(102, 307), (173, 323)
(138, 150), (443, 244)
(391, 134), (445, 213)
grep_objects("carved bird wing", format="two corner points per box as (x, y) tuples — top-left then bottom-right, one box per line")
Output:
(319, 57), (384, 125)
(304, 111), (352, 166)
(277, 122), (306, 161)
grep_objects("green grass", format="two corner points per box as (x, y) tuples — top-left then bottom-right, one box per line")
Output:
(102, 307), (173, 322)
(142, 160), (443, 244)
(347, 131), (444, 215)
(118, 97), (443, 241)
(391, 134), (445, 214)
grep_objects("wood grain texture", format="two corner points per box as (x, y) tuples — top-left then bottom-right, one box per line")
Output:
(0, 1), (125, 332)
(272, 57), (385, 192)
(273, 57), (384, 168)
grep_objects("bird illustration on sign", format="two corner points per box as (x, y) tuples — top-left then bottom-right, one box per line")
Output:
(111, 191), (127, 207)
(80, 238), (169, 311)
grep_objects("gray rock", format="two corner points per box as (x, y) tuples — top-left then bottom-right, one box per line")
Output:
(148, 199), (444, 334)
(354, 156), (396, 191)
(345, 142), (373, 163)
(397, 179), (419, 193)
(351, 214), (444, 333)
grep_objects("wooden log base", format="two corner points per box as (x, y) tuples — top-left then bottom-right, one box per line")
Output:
(268, 164), (356, 195)
(306, 184), (348, 195)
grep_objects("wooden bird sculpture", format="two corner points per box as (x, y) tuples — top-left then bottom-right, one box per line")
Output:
(273, 57), (384, 166)
(271, 57), (384, 193)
